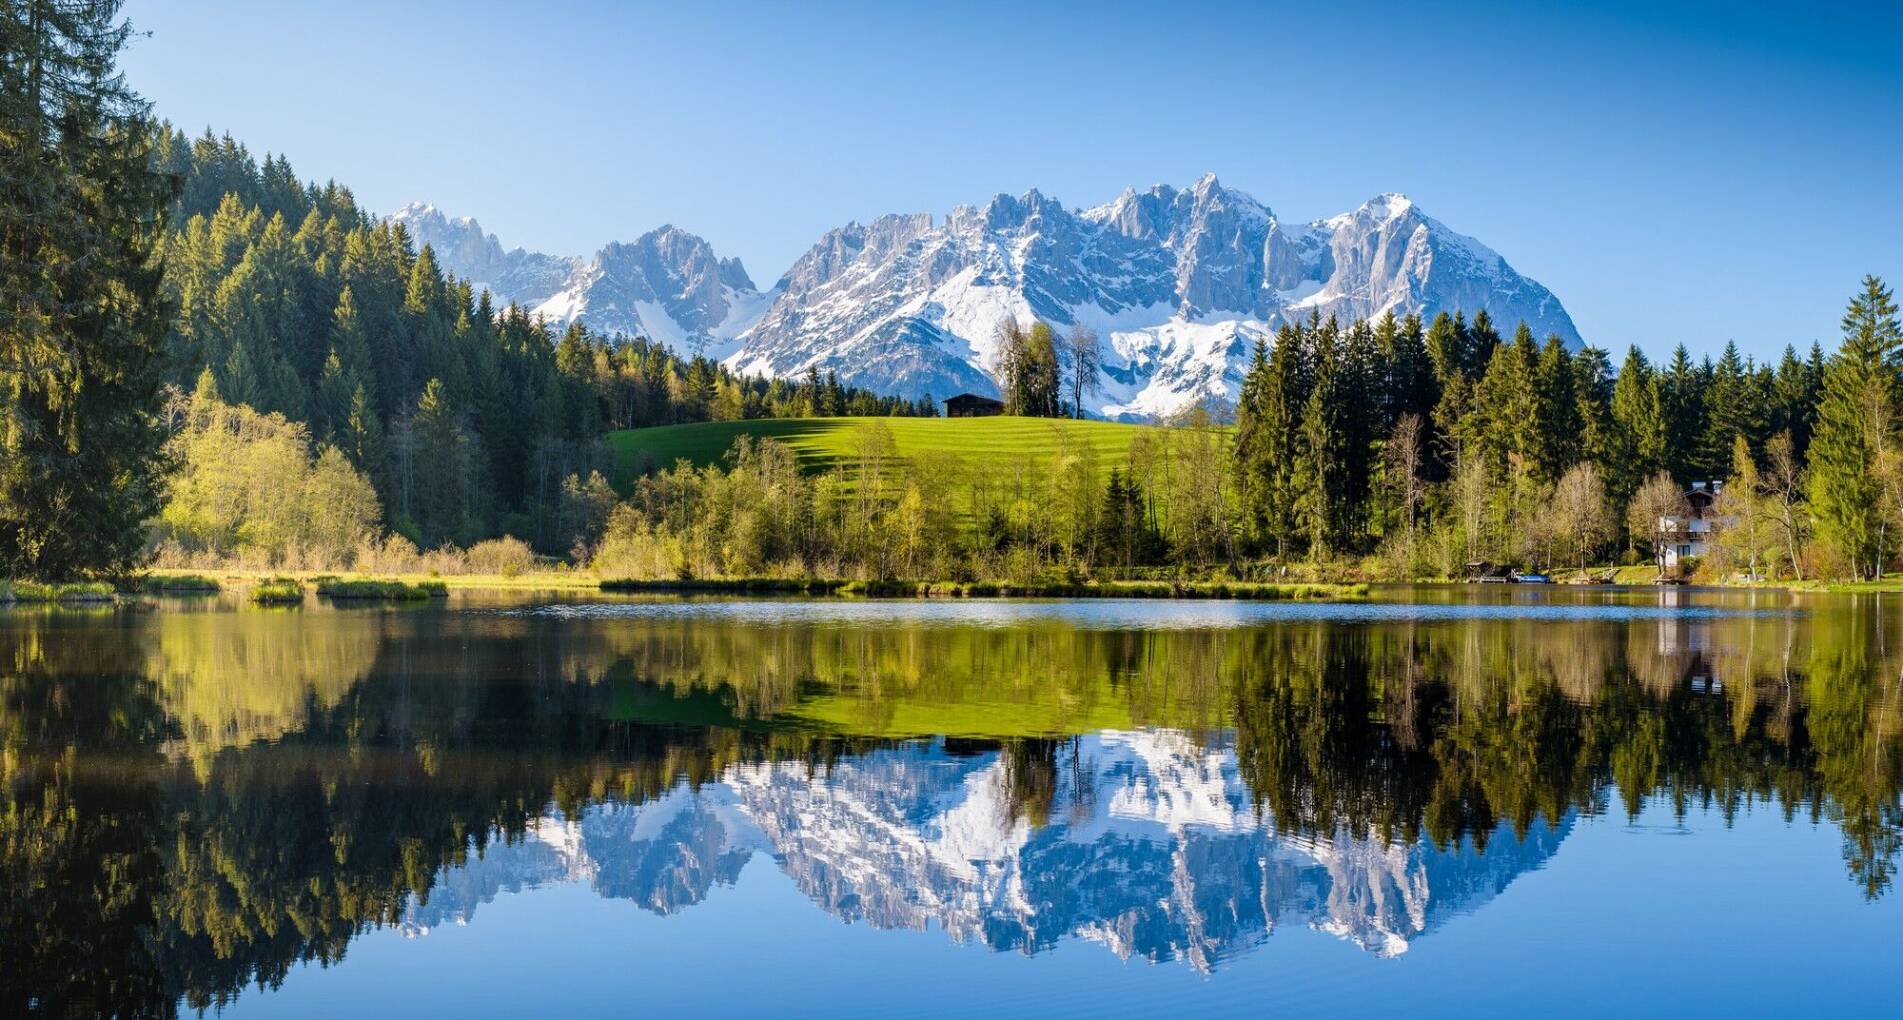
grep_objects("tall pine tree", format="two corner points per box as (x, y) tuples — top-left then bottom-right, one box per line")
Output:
(1808, 276), (1901, 579)
(0, 0), (173, 576)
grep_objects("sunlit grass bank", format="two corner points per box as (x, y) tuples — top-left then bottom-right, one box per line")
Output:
(600, 576), (1369, 600)
(0, 580), (117, 602)
(161, 568), (602, 593)
(140, 573), (221, 594)
(248, 578), (304, 605)
(607, 415), (1160, 488)
(314, 578), (448, 600)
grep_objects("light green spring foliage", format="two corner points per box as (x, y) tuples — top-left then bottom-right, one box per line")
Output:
(156, 374), (382, 565)
(597, 420), (1227, 582)
(248, 577), (304, 605)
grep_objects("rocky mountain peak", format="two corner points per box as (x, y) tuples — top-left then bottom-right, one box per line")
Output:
(731, 177), (1577, 417)
(388, 203), (768, 359)
(393, 177), (1578, 419)
(1351, 191), (1417, 223)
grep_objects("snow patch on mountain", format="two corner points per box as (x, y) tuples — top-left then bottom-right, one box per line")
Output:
(394, 177), (1579, 420)
(389, 204), (772, 359)
(732, 177), (1579, 418)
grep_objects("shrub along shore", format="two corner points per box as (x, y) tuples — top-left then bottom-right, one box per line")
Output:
(314, 578), (448, 600)
(246, 578), (303, 605)
(598, 577), (1372, 600)
(0, 580), (117, 603)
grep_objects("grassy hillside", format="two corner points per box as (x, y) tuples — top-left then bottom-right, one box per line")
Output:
(608, 416), (1161, 487)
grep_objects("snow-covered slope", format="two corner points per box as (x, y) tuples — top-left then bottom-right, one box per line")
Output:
(406, 730), (1572, 970)
(389, 202), (576, 309)
(390, 203), (772, 360)
(733, 175), (1579, 418)
(393, 177), (1578, 418)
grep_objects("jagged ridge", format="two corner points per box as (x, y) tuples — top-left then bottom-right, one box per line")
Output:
(391, 177), (1578, 419)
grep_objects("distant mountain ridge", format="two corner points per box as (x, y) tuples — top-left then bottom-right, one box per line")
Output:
(390, 202), (772, 358)
(392, 176), (1578, 418)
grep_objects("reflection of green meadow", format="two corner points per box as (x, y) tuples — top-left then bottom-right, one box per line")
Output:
(3, 597), (1902, 1016)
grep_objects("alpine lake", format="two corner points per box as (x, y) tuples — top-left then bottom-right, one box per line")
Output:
(5, 585), (1899, 1018)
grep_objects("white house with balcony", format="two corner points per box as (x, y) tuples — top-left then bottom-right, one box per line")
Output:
(1661, 481), (1723, 569)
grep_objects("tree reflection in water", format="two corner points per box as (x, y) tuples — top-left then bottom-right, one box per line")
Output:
(0, 593), (1898, 1016)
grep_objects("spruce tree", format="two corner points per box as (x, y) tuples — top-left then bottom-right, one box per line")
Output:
(1255, 324), (1306, 555)
(1573, 345), (1616, 470)
(1808, 276), (1901, 579)
(0, 0), (174, 576)
(1699, 341), (1762, 477)
(1424, 310), (1464, 385)
(1608, 347), (1666, 509)
(1660, 345), (1706, 482)
(1533, 335), (1581, 483)
(1390, 312), (1437, 424)
(1467, 310), (1501, 374)
(1294, 326), (1350, 555)
(1472, 326), (1540, 477)
(1233, 337), (1273, 547)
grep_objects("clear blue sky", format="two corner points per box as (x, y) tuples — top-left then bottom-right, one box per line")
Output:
(120, 0), (1901, 361)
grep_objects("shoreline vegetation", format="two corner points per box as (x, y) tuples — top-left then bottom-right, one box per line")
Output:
(8, 566), (1903, 606)
(313, 577), (448, 600)
(248, 578), (304, 606)
(597, 577), (1372, 600)
(8, 7), (1903, 607)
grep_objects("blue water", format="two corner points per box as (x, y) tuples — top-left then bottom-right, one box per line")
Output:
(2, 588), (1894, 1018)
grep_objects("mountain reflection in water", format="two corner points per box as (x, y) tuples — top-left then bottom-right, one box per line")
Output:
(2, 589), (1899, 1018)
(405, 733), (1571, 967)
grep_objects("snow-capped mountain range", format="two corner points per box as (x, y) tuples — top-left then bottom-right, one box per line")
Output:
(391, 202), (772, 358)
(403, 730), (1572, 970)
(392, 176), (1578, 419)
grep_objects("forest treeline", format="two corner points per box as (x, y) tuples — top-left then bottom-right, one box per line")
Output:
(5, 1), (1902, 583)
(1228, 279), (1899, 580)
(591, 280), (1897, 585)
(146, 127), (933, 557)
(1, 0), (928, 578)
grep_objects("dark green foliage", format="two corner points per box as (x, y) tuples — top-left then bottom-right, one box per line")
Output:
(147, 127), (927, 554)
(1771, 343), (1824, 462)
(1698, 341), (1766, 478)
(1572, 345), (1616, 469)
(0, 0), (173, 578)
(1471, 325), (1541, 477)
(1660, 344), (1707, 482)
(1607, 346), (1665, 506)
(1095, 468), (1166, 570)
(1808, 276), (1901, 579)
(1533, 334), (1582, 483)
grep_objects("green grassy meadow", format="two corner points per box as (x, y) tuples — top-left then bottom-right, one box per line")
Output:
(608, 415), (1164, 488)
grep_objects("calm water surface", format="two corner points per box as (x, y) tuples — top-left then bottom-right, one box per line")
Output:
(4, 586), (1899, 1017)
